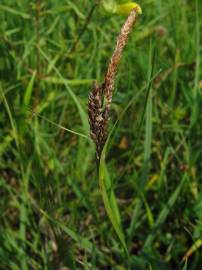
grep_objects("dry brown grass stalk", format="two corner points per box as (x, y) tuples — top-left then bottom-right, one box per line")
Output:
(88, 8), (139, 163)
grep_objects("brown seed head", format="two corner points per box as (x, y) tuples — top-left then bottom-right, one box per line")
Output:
(88, 8), (139, 162)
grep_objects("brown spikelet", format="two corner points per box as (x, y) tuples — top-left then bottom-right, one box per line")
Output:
(88, 8), (139, 163)
(88, 81), (107, 161)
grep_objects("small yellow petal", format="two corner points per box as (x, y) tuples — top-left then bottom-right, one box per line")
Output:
(116, 3), (142, 15)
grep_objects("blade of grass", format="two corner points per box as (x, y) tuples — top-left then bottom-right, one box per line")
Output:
(0, 83), (19, 149)
(38, 47), (89, 135)
(23, 70), (37, 107)
(0, 4), (30, 19)
(104, 165), (121, 226)
(143, 174), (187, 249)
(182, 239), (202, 263)
(99, 151), (128, 256)
(28, 107), (89, 139)
(128, 41), (156, 240)
(39, 208), (94, 252)
(191, 0), (200, 127)
(182, 260), (188, 270)
(19, 162), (32, 270)
(43, 77), (93, 86)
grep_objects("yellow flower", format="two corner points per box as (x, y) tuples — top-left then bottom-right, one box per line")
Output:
(102, 1), (142, 16)
(116, 3), (142, 15)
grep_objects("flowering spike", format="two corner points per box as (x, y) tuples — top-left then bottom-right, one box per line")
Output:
(88, 8), (139, 162)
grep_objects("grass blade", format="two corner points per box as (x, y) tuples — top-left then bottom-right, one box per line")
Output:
(143, 174), (187, 249)
(23, 70), (37, 107)
(99, 150), (128, 255)
(38, 47), (89, 135)
(0, 4), (30, 19)
(39, 208), (94, 252)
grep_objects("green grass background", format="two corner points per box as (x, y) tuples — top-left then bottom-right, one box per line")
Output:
(0, 0), (202, 269)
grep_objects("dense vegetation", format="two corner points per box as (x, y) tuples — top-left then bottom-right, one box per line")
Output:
(0, 0), (202, 269)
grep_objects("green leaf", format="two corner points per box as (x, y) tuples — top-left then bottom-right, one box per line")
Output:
(0, 5), (30, 19)
(23, 70), (36, 107)
(43, 77), (93, 86)
(143, 174), (187, 249)
(99, 149), (128, 255)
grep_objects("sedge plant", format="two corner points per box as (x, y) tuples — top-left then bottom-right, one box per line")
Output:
(88, 4), (142, 255)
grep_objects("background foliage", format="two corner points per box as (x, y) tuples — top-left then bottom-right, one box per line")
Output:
(0, 0), (202, 269)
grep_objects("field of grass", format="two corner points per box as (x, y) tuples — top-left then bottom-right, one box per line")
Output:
(0, 0), (202, 269)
